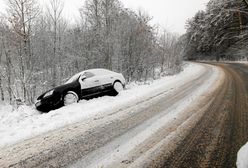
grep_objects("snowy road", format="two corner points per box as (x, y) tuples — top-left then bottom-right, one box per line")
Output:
(163, 63), (248, 168)
(0, 63), (223, 168)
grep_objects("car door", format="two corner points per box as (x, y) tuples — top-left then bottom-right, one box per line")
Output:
(79, 72), (101, 97)
(97, 73), (114, 92)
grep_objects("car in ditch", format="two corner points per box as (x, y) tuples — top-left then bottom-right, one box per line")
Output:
(35, 69), (126, 112)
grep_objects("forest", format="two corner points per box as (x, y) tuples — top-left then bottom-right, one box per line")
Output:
(0, 0), (183, 104)
(184, 0), (248, 61)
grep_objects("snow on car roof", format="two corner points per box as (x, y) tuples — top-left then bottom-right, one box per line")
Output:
(86, 68), (115, 75)
(65, 69), (116, 84)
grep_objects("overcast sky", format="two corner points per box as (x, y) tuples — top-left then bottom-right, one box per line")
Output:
(0, 0), (209, 34)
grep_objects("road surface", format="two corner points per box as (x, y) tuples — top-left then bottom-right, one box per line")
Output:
(161, 63), (248, 168)
(0, 63), (247, 168)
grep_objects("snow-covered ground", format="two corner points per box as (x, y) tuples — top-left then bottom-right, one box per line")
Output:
(0, 63), (206, 148)
(237, 142), (248, 168)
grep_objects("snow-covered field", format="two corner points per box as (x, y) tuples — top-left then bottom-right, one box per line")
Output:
(0, 63), (206, 148)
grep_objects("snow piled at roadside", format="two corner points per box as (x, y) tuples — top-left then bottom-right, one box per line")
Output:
(237, 142), (248, 168)
(0, 63), (205, 148)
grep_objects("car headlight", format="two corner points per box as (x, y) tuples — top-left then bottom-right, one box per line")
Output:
(44, 90), (54, 98)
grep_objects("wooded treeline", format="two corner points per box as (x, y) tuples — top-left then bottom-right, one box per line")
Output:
(184, 0), (248, 61)
(0, 0), (183, 104)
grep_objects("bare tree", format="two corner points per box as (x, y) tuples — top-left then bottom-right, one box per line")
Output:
(46, 0), (64, 87)
(0, 0), (183, 105)
(6, 0), (39, 103)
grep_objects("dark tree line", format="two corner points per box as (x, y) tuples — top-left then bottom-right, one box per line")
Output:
(184, 0), (248, 61)
(0, 0), (183, 104)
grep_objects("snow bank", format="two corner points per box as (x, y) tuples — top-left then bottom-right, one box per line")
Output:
(0, 63), (205, 148)
(237, 142), (248, 168)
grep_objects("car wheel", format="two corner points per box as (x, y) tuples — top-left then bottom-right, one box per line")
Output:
(63, 91), (79, 106)
(113, 81), (124, 94)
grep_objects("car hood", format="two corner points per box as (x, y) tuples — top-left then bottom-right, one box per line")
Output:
(37, 81), (78, 100)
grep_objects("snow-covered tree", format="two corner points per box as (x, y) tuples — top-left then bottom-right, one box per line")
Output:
(0, 0), (183, 104)
(185, 0), (248, 61)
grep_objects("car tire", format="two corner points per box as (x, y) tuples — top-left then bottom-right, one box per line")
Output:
(113, 81), (124, 94)
(63, 91), (79, 106)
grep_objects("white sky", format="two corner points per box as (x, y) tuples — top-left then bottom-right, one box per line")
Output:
(0, 0), (209, 34)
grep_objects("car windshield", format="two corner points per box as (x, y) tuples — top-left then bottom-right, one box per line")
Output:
(65, 71), (95, 84)
(65, 72), (82, 84)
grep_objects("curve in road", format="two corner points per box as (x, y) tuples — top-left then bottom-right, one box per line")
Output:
(1, 63), (247, 168)
(161, 63), (248, 168)
(0, 63), (220, 168)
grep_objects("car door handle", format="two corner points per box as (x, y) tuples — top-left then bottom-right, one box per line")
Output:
(95, 80), (99, 82)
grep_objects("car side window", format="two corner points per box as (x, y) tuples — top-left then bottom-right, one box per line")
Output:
(83, 72), (94, 78)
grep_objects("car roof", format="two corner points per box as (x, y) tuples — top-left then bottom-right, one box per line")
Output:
(65, 69), (117, 84)
(86, 68), (115, 75)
